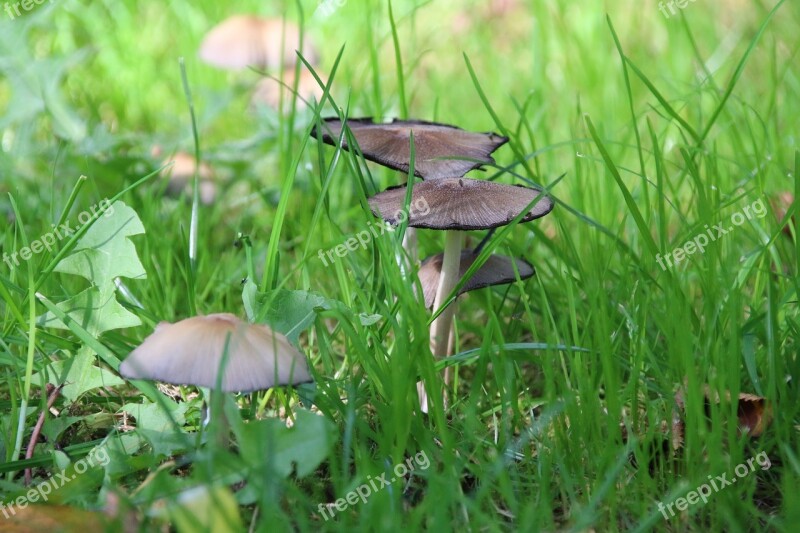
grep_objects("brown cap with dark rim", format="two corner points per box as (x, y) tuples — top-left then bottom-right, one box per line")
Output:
(311, 118), (508, 179)
(368, 177), (553, 230)
(417, 251), (535, 308)
(199, 15), (317, 71)
(119, 313), (312, 392)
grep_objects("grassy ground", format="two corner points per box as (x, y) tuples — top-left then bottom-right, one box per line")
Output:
(0, 0), (798, 531)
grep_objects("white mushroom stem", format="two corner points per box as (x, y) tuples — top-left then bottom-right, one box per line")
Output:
(419, 230), (463, 412)
(205, 388), (231, 449)
(402, 226), (418, 266)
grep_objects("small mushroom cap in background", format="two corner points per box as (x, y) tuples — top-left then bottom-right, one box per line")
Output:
(368, 177), (554, 230)
(311, 118), (508, 179)
(251, 69), (325, 113)
(159, 152), (216, 205)
(418, 250), (535, 307)
(119, 313), (312, 392)
(199, 15), (317, 71)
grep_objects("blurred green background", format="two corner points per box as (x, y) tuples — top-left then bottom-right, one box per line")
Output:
(0, 0), (798, 531)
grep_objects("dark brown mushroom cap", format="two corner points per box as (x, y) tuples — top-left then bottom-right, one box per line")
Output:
(368, 177), (554, 230)
(418, 251), (535, 308)
(310, 117), (508, 179)
(119, 313), (312, 392)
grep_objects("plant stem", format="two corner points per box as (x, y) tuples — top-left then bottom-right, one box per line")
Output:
(419, 230), (462, 413)
(400, 226), (418, 270)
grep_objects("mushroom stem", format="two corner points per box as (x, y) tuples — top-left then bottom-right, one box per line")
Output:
(420, 230), (463, 412)
(205, 388), (231, 449)
(402, 226), (418, 265)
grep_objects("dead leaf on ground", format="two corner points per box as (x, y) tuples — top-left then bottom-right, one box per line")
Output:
(674, 385), (771, 439)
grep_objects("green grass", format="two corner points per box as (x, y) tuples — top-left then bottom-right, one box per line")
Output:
(1, 0), (799, 531)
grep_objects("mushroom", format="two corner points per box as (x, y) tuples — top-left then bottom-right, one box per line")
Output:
(368, 177), (553, 412)
(310, 117), (538, 412)
(199, 15), (317, 71)
(367, 178), (553, 229)
(417, 250), (535, 308)
(157, 151), (217, 205)
(251, 68), (325, 113)
(311, 117), (509, 265)
(119, 313), (312, 391)
(310, 117), (508, 180)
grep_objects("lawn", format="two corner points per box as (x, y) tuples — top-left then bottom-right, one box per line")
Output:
(0, 0), (798, 531)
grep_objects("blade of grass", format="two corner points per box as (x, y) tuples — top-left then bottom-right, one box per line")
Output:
(584, 115), (659, 257)
(388, 0), (408, 119)
(607, 16), (648, 213)
(464, 53), (535, 180)
(624, 59), (700, 143)
(178, 57), (200, 316)
(6, 194), (36, 482)
(696, 0), (786, 144)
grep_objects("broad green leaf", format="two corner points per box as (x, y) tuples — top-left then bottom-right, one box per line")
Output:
(93, 434), (148, 478)
(54, 201), (146, 288)
(358, 313), (382, 326)
(237, 409), (336, 478)
(52, 450), (71, 471)
(37, 285), (141, 335)
(0, 36), (89, 142)
(42, 415), (83, 444)
(251, 288), (341, 343)
(120, 400), (191, 457)
(34, 347), (124, 401)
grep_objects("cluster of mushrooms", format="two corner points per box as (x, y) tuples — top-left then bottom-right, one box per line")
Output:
(312, 118), (553, 412)
(121, 18), (554, 421)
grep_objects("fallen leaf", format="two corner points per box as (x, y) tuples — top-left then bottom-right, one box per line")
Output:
(674, 385), (771, 438)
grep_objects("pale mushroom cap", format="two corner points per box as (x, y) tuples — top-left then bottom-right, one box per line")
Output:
(251, 69), (325, 112)
(161, 152), (214, 182)
(160, 152), (216, 205)
(368, 177), (554, 230)
(199, 15), (317, 70)
(310, 118), (508, 179)
(418, 250), (535, 307)
(119, 313), (312, 392)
